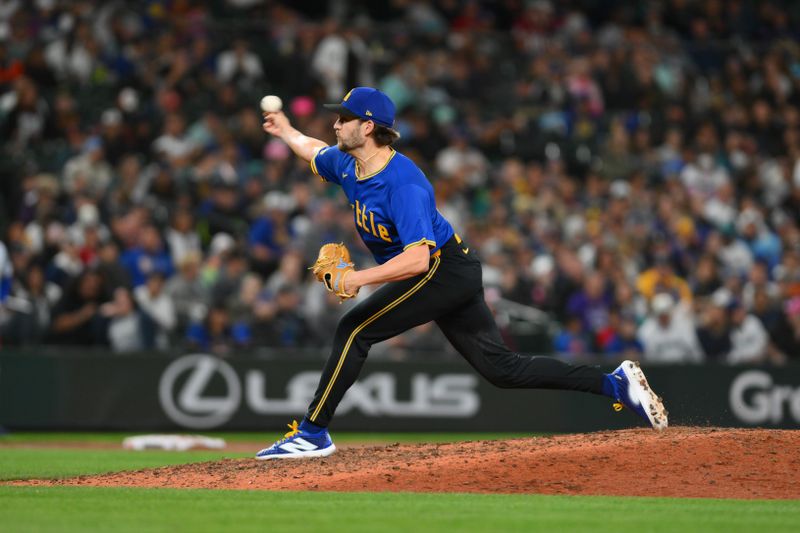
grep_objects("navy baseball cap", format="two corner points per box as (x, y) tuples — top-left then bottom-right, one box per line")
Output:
(323, 87), (396, 128)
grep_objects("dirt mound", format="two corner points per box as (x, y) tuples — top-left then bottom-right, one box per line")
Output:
(16, 427), (800, 499)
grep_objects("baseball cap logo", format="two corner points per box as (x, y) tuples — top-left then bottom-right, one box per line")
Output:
(343, 89), (353, 102)
(365, 110), (372, 116)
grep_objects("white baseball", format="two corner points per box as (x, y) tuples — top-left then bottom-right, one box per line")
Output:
(260, 95), (283, 113)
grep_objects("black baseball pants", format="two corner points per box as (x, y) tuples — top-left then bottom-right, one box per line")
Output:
(306, 235), (607, 426)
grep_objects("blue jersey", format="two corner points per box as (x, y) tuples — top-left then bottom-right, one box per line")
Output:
(311, 146), (455, 264)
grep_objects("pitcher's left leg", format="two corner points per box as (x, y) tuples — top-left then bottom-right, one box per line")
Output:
(436, 289), (607, 392)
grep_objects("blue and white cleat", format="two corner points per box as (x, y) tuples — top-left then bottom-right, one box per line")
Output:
(610, 360), (668, 431)
(255, 420), (337, 460)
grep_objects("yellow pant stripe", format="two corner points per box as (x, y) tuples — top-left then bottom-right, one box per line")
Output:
(309, 256), (441, 422)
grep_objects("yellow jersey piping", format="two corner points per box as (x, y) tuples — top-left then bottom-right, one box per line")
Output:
(403, 238), (436, 251)
(355, 149), (396, 181)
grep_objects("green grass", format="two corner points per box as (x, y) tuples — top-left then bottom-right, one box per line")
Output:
(2, 433), (797, 533)
(0, 449), (252, 481)
(1, 487), (798, 533)
(0, 432), (533, 481)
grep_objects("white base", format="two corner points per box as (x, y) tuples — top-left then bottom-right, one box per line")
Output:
(621, 361), (669, 431)
(255, 443), (337, 460)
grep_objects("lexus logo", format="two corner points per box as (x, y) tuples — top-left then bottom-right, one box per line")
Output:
(159, 354), (480, 429)
(159, 354), (242, 429)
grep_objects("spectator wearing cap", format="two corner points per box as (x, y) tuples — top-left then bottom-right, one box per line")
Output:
(98, 108), (128, 166)
(200, 232), (235, 290)
(247, 192), (293, 278)
(727, 296), (769, 365)
(697, 288), (734, 361)
(637, 292), (704, 363)
(210, 247), (249, 314)
(737, 208), (782, 271)
(62, 136), (113, 200)
(255, 284), (312, 348)
(165, 207), (201, 267)
(165, 251), (206, 334)
(197, 176), (248, 238)
(741, 260), (781, 311)
(134, 271), (176, 350)
(119, 224), (174, 287)
(710, 226), (754, 279)
(680, 152), (730, 202)
(67, 203), (111, 266)
(528, 255), (559, 315)
(749, 287), (784, 336)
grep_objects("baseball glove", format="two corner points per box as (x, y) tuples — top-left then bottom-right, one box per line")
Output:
(310, 242), (358, 302)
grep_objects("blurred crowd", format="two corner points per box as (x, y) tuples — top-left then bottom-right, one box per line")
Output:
(2, 0), (800, 365)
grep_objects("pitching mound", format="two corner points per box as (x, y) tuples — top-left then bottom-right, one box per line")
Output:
(18, 427), (800, 499)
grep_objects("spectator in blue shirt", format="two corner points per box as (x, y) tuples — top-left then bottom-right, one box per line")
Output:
(186, 304), (251, 356)
(120, 224), (174, 287)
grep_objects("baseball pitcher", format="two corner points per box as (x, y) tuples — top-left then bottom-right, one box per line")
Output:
(256, 87), (667, 459)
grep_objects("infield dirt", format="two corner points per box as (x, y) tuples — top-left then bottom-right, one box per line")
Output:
(15, 427), (800, 499)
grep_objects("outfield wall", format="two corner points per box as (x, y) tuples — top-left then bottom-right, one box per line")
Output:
(2, 351), (799, 431)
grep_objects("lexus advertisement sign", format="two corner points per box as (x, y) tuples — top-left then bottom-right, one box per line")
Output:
(158, 354), (480, 429)
(2, 351), (800, 431)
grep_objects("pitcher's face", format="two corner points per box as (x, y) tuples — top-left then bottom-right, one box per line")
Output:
(334, 115), (368, 152)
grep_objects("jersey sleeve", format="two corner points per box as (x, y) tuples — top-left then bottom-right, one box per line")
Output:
(309, 146), (343, 185)
(390, 184), (437, 250)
